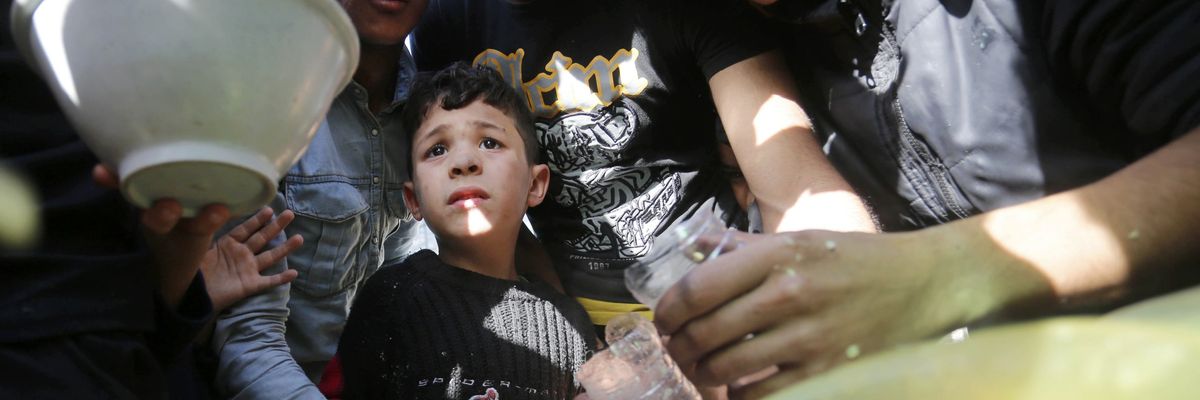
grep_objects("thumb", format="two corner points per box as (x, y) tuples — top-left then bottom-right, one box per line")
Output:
(92, 164), (119, 189)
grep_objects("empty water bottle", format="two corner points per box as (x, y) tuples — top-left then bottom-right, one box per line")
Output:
(575, 313), (701, 399)
(625, 207), (740, 309)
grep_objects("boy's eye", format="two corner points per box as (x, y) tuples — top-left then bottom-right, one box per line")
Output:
(425, 144), (446, 158)
(480, 138), (500, 150)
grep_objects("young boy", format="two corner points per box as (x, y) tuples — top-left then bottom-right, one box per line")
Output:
(335, 63), (596, 399)
(412, 0), (875, 333)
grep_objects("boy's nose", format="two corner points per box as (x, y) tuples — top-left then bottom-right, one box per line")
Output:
(450, 153), (481, 177)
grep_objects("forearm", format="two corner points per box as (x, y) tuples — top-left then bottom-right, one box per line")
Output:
(932, 128), (1200, 323)
(159, 267), (200, 310)
(710, 51), (876, 234)
(211, 261), (322, 399)
(745, 127), (876, 234)
(147, 275), (214, 366)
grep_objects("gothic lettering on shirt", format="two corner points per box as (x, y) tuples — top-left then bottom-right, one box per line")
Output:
(473, 48), (648, 119)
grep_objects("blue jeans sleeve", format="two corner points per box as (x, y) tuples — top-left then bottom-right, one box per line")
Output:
(209, 197), (324, 400)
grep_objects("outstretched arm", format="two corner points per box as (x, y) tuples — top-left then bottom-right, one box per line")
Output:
(92, 164), (230, 308)
(211, 195), (324, 399)
(202, 207), (302, 311)
(947, 127), (1200, 315)
(654, 127), (1200, 399)
(657, 2), (1200, 398)
(709, 50), (876, 234)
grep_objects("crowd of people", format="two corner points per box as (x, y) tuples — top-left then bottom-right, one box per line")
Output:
(2, 0), (1196, 399)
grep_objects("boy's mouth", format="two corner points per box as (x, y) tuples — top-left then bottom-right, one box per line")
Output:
(447, 187), (490, 208)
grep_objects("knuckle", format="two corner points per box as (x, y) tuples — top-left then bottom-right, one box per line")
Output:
(780, 231), (833, 260)
(695, 360), (733, 384)
(673, 326), (706, 353)
(784, 331), (821, 358)
(691, 321), (723, 350)
(655, 314), (679, 334)
(760, 274), (805, 310)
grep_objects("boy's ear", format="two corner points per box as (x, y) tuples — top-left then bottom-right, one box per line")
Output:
(402, 181), (423, 221)
(526, 164), (550, 208)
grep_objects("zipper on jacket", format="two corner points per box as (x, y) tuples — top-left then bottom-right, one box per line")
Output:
(892, 99), (971, 220)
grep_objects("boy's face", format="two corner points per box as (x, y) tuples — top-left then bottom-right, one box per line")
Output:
(338, 0), (428, 46)
(404, 100), (549, 241)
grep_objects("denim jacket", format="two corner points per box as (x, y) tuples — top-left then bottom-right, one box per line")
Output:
(211, 52), (437, 399)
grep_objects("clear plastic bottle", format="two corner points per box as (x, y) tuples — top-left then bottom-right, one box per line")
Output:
(576, 209), (740, 399)
(624, 207), (739, 310)
(575, 313), (701, 399)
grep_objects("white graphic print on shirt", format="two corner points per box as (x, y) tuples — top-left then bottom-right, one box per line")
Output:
(475, 48), (680, 261)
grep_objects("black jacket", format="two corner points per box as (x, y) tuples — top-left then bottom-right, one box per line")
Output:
(779, 0), (1200, 230)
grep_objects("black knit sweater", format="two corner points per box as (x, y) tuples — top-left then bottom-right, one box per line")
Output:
(339, 250), (596, 399)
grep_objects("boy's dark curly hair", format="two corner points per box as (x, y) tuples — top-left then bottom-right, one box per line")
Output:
(401, 62), (539, 177)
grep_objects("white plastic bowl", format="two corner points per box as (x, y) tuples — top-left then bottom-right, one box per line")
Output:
(10, 0), (359, 216)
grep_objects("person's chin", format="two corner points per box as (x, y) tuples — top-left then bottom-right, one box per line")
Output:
(444, 227), (495, 239)
(440, 208), (495, 236)
(355, 18), (413, 45)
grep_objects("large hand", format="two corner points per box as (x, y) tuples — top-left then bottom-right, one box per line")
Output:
(202, 207), (303, 311)
(654, 231), (959, 399)
(94, 164), (234, 308)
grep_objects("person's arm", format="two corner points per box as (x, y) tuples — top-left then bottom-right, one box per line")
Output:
(91, 164), (232, 309)
(657, 3), (1200, 396)
(947, 127), (1200, 314)
(211, 260), (323, 399)
(210, 195), (324, 400)
(147, 273), (214, 367)
(145, 201), (229, 308)
(709, 51), (876, 234)
(655, 127), (1200, 398)
(92, 165), (301, 368)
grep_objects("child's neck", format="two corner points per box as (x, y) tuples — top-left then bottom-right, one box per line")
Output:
(437, 233), (519, 281)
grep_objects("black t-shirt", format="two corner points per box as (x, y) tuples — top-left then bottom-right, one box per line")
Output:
(413, 0), (774, 302)
(1041, 0), (1200, 145)
(339, 250), (596, 400)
